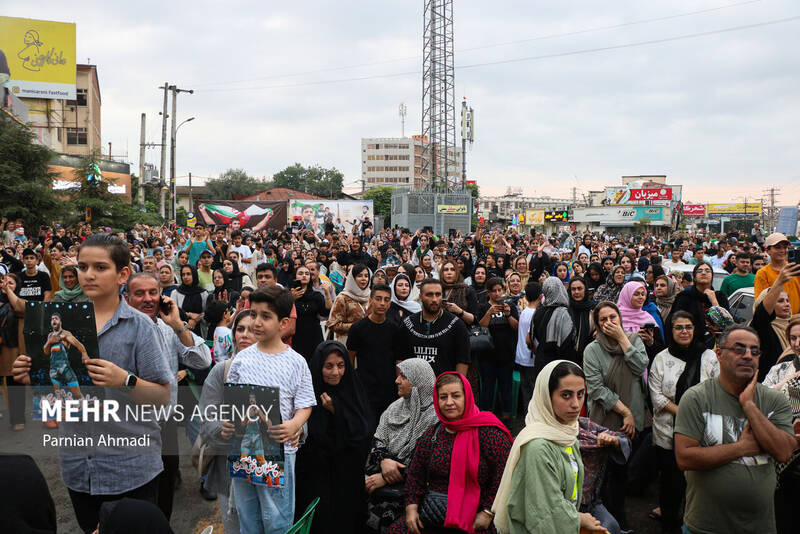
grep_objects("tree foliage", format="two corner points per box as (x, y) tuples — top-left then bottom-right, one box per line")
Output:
(0, 113), (63, 227)
(69, 152), (161, 229)
(271, 163), (344, 198)
(205, 168), (268, 200)
(363, 186), (393, 227)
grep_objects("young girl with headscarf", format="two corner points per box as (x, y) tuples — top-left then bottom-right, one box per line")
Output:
(492, 360), (607, 534)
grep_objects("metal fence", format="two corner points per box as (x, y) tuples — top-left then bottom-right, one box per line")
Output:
(391, 190), (472, 235)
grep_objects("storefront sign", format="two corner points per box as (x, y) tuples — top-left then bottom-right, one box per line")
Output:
(436, 204), (468, 214)
(682, 204), (706, 217)
(544, 210), (569, 222)
(706, 203), (762, 217)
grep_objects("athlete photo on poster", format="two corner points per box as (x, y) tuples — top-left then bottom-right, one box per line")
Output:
(224, 383), (284, 487)
(22, 301), (100, 401)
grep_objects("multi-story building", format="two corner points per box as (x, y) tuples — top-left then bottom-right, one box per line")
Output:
(21, 64), (101, 157)
(361, 135), (463, 190)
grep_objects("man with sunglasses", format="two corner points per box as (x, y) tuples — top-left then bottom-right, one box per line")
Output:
(673, 325), (797, 534)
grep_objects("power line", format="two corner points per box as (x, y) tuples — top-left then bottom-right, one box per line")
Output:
(198, 14), (800, 93)
(190, 0), (762, 88)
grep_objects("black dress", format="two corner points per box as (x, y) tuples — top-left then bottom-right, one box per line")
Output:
(292, 287), (326, 361)
(295, 341), (373, 534)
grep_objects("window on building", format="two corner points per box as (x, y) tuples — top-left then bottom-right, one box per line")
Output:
(66, 127), (87, 145)
(66, 88), (88, 107)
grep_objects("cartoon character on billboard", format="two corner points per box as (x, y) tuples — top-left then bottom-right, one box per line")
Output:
(18, 29), (43, 72)
(44, 312), (89, 400)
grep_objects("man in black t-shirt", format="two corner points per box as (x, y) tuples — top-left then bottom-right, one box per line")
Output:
(399, 278), (470, 377)
(347, 284), (403, 427)
(19, 248), (51, 301)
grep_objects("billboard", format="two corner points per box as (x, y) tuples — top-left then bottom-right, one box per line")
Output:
(524, 209), (545, 225)
(0, 16), (76, 99)
(572, 206), (667, 226)
(605, 185), (680, 205)
(682, 204), (706, 217)
(289, 200), (373, 235)
(707, 203), (762, 217)
(436, 204), (468, 215)
(544, 210), (569, 222)
(195, 201), (286, 231)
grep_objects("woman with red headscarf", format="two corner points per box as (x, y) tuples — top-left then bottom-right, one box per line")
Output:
(387, 372), (512, 534)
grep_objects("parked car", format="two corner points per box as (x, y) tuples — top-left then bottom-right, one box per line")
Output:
(728, 287), (755, 324)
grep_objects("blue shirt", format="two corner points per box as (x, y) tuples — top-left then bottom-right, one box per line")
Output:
(59, 298), (173, 495)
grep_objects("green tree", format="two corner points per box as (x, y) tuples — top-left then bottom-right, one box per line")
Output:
(70, 152), (162, 229)
(363, 186), (393, 227)
(130, 173), (161, 207)
(205, 168), (268, 200)
(465, 182), (480, 230)
(272, 163), (344, 198)
(0, 113), (63, 228)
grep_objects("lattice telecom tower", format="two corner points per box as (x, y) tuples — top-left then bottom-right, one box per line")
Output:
(420, 0), (457, 191)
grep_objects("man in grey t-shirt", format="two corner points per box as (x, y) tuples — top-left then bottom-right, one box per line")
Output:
(674, 325), (797, 534)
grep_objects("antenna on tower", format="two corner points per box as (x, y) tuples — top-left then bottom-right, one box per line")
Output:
(399, 103), (407, 138)
(420, 0), (456, 191)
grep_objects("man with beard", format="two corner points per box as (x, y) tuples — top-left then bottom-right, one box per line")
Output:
(674, 325), (796, 534)
(398, 278), (469, 377)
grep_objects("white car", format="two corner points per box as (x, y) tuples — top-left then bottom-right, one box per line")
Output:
(664, 264), (729, 291)
(727, 287), (755, 324)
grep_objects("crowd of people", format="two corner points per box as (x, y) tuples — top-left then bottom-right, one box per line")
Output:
(1, 214), (800, 534)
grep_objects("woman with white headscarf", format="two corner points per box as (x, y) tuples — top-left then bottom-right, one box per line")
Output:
(387, 273), (421, 327)
(326, 263), (371, 344)
(492, 360), (606, 534)
(364, 359), (437, 531)
(530, 277), (578, 376)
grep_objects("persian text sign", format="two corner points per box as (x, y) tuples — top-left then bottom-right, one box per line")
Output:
(436, 204), (468, 214)
(707, 203), (762, 217)
(629, 188), (672, 201)
(0, 16), (77, 99)
(682, 204), (706, 217)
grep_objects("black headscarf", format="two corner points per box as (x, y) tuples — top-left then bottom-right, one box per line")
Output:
(666, 315), (708, 404)
(176, 265), (205, 314)
(224, 260), (248, 293)
(0, 455), (56, 534)
(568, 276), (596, 355)
(98, 498), (173, 534)
(277, 258), (295, 287)
(585, 262), (605, 291)
(0, 282), (19, 349)
(308, 340), (373, 452)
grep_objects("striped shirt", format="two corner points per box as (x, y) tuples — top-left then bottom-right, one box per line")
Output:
(227, 345), (316, 454)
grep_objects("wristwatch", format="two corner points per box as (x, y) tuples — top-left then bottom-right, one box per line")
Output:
(175, 321), (189, 335)
(123, 372), (138, 391)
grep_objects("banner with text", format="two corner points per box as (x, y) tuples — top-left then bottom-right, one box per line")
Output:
(706, 203), (762, 217)
(682, 204), (706, 217)
(0, 16), (77, 99)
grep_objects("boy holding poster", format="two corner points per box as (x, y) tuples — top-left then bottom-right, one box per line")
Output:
(223, 285), (315, 534)
(12, 234), (172, 533)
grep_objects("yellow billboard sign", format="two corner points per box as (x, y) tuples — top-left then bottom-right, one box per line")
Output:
(437, 204), (468, 214)
(525, 209), (545, 225)
(706, 203), (762, 217)
(0, 16), (76, 99)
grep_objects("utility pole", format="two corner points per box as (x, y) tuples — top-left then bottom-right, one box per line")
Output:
(188, 172), (193, 211)
(158, 83), (169, 219)
(399, 103), (407, 137)
(138, 113), (146, 210)
(460, 98), (474, 189)
(169, 85), (194, 221)
(572, 187), (577, 206)
(763, 187), (779, 232)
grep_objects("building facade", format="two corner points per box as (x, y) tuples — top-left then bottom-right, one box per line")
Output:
(361, 135), (462, 190)
(20, 64), (101, 156)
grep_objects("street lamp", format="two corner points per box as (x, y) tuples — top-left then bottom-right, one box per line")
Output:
(171, 116), (195, 221)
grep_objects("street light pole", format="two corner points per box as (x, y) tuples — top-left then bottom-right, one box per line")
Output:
(169, 85), (194, 221)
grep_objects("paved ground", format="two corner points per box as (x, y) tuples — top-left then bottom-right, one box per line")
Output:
(2, 394), (663, 534)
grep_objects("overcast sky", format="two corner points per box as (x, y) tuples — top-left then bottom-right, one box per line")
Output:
(7, 0), (800, 204)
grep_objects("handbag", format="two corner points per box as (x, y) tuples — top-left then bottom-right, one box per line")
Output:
(191, 358), (233, 477)
(418, 423), (448, 527)
(468, 326), (494, 352)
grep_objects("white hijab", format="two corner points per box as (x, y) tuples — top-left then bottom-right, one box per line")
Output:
(492, 359), (581, 534)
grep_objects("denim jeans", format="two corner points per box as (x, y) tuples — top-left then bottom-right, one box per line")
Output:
(478, 359), (514, 415)
(233, 452), (296, 534)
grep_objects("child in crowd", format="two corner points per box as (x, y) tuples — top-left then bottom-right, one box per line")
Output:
(220, 286), (315, 534)
(205, 300), (233, 362)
